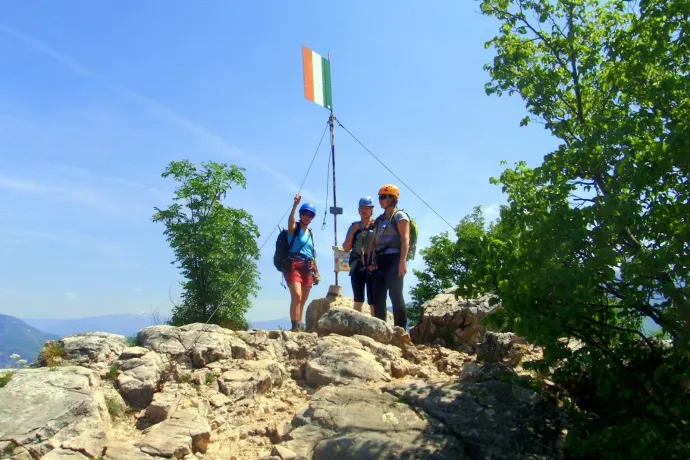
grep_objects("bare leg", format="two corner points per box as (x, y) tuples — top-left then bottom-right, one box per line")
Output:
(298, 285), (312, 324)
(288, 282), (303, 325)
(369, 304), (375, 316)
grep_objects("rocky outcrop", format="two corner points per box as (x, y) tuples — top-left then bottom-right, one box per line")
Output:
(60, 332), (129, 371)
(136, 408), (211, 458)
(278, 385), (467, 459)
(315, 307), (393, 344)
(1, 294), (563, 460)
(0, 366), (109, 459)
(116, 349), (164, 408)
(304, 296), (393, 333)
(304, 335), (392, 387)
(477, 331), (526, 367)
(409, 290), (500, 348)
(383, 371), (565, 460)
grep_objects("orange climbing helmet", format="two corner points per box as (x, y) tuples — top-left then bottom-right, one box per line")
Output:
(378, 184), (400, 198)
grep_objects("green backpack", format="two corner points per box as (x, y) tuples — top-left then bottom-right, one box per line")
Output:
(375, 208), (418, 261)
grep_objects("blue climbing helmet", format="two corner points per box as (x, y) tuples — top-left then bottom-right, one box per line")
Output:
(299, 202), (316, 216)
(358, 196), (374, 208)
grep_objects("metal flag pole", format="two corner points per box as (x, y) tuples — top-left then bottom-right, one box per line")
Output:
(302, 45), (341, 295)
(328, 105), (340, 287)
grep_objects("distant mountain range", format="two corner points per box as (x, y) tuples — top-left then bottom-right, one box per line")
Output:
(22, 314), (160, 338)
(21, 314), (294, 338)
(0, 314), (60, 368)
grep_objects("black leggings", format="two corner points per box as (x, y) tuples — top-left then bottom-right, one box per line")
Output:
(350, 264), (373, 304)
(370, 252), (407, 328)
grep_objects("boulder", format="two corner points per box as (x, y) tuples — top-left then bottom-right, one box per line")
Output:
(136, 408), (211, 458)
(103, 441), (164, 459)
(115, 350), (164, 408)
(278, 385), (467, 459)
(409, 290), (500, 347)
(137, 323), (248, 367)
(383, 369), (566, 459)
(60, 332), (128, 370)
(217, 359), (288, 402)
(305, 296), (393, 333)
(316, 307), (394, 344)
(0, 366), (109, 459)
(476, 331), (525, 367)
(304, 335), (391, 387)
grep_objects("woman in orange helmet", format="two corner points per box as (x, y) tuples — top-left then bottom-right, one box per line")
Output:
(366, 184), (410, 328)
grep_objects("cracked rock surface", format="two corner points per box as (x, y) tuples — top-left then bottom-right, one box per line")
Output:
(0, 366), (109, 459)
(1, 294), (564, 460)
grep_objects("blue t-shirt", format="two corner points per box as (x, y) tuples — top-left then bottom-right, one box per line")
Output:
(289, 226), (314, 259)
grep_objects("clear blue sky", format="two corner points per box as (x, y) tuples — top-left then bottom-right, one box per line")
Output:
(0, 1), (557, 322)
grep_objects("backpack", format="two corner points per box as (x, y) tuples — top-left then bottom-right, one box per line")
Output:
(273, 224), (314, 271)
(374, 208), (418, 261)
(349, 221), (375, 267)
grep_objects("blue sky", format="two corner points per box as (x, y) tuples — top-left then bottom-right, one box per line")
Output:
(0, 1), (558, 322)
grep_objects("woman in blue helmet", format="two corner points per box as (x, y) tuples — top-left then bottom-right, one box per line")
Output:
(343, 196), (376, 316)
(285, 194), (320, 332)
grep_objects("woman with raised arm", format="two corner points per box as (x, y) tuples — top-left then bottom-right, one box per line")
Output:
(284, 194), (319, 332)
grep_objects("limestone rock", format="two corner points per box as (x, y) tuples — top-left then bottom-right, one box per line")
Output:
(60, 332), (128, 370)
(146, 391), (183, 424)
(477, 331), (525, 367)
(305, 296), (395, 333)
(217, 359), (288, 402)
(136, 408), (211, 458)
(0, 367), (109, 459)
(304, 335), (391, 387)
(278, 385), (466, 459)
(304, 295), (357, 332)
(103, 441), (164, 459)
(316, 307), (394, 344)
(115, 350), (164, 408)
(409, 290), (500, 347)
(137, 323), (248, 367)
(383, 371), (565, 459)
(41, 449), (90, 459)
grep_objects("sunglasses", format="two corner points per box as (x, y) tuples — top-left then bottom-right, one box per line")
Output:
(300, 211), (315, 219)
(378, 194), (394, 200)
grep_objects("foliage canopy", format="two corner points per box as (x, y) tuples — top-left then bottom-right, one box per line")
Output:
(153, 160), (260, 330)
(412, 0), (689, 456)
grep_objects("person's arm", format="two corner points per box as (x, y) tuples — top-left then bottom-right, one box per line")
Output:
(288, 194), (300, 235)
(397, 219), (410, 261)
(366, 227), (377, 270)
(342, 223), (357, 252)
(395, 212), (410, 276)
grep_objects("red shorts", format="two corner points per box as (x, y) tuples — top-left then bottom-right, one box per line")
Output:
(284, 258), (314, 287)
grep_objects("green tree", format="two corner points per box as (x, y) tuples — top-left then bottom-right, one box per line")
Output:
(415, 0), (689, 456)
(152, 160), (260, 330)
(408, 206), (500, 325)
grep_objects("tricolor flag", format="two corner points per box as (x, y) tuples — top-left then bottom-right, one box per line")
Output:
(302, 45), (333, 110)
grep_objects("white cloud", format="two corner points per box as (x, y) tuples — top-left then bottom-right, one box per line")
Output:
(64, 292), (77, 300)
(0, 227), (125, 261)
(0, 24), (320, 202)
(483, 202), (501, 222)
(0, 170), (154, 221)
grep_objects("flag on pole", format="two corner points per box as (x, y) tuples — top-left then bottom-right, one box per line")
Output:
(302, 45), (333, 110)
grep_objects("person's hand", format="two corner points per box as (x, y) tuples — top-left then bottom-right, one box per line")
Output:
(293, 194), (302, 207)
(398, 259), (407, 277)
